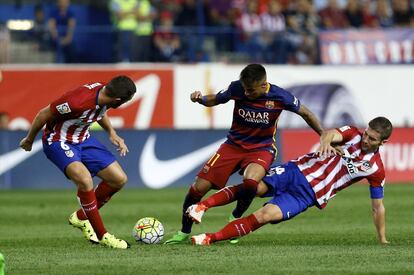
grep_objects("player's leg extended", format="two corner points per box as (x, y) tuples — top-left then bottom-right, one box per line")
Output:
(232, 163), (267, 218)
(192, 204), (282, 245)
(187, 180), (270, 224)
(75, 161), (127, 220)
(166, 144), (238, 244)
(187, 184), (243, 223)
(164, 178), (211, 244)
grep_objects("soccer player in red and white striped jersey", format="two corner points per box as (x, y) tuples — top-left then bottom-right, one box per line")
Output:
(20, 75), (136, 249)
(190, 117), (392, 245)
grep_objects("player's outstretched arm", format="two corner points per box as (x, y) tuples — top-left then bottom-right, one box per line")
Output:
(297, 105), (324, 136)
(20, 106), (54, 151)
(190, 91), (217, 107)
(98, 114), (129, 156)
(371, 198), (389, 244)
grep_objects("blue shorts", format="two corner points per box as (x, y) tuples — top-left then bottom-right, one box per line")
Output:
(43, 137), (116, 177)
(262, 162), (316, 223)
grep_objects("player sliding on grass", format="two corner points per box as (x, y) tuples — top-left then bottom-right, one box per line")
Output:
(20, 76), (136, 249)
(165, 64), (324, 244)
(189, 117), (392, 245)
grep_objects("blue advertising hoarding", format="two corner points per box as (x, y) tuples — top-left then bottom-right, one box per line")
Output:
(0, 130), (282, 189)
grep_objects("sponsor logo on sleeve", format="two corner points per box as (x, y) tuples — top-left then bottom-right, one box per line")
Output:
(56, 103), (71, 114)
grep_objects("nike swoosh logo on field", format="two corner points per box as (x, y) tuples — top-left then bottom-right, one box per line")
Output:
(139, 134), (226, 189)
(0, 140), (43, 176)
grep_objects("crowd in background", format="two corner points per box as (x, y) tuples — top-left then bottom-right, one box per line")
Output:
(10, 0), (414, 64)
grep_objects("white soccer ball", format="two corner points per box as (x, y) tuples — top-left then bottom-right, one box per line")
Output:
(132, 217), (164, 244)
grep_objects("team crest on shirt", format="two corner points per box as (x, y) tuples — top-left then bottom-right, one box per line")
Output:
(265, 100), (274, 109)
(56, 102), (71, 114)
(65, 150), (74, 158)
(360, 161), (371, 172)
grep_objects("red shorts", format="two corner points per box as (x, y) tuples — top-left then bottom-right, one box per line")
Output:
(197, 143), (274, 189)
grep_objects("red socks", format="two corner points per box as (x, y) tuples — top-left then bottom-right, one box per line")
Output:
(209, 214), (263, 242)
(76, 181), (119, 220)
(77, 189), (107, 239)
(201, 184), (243, 208)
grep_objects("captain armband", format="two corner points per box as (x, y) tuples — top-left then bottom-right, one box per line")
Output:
(369, 186), (384, 199)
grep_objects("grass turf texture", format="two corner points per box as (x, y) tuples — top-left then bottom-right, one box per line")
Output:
(0, 184), (413, 274)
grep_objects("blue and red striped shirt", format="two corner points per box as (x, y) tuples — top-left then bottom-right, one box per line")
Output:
(215, 80), (300, 151)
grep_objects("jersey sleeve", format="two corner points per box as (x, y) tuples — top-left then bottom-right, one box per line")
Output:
(49, 86), (90, 117)
(50, 94), (75, 117)
(279, 88), (301, 113)
(367, 167), (385, 199)
(336, 125), (360, 143)
(215, 81), (238, 104)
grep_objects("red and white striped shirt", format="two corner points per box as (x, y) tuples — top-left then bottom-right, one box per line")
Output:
(43, 82), (106, 144)
(292, 126), (385, 209)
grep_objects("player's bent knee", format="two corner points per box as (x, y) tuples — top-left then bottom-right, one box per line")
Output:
(255, 204), (282, 223)
(192, 178), (212, 195)
(113, 173), (128, 188)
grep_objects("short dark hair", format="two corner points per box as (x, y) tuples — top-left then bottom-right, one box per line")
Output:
(369, 117), (393, 140)
(105, 75), (136, 99)
(239, 64), (266, 85)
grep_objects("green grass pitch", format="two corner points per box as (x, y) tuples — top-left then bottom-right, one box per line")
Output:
(1, 184), (413, 274)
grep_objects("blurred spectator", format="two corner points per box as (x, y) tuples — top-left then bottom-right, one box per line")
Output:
(109, 0), (139, 62)
(392, 0), (414, 27)
(175, 0), (209, 62)
(375, 0), (394, 28)
(237, 0), (264, 62)
(0, 112), (9, 130)
(344, 0), (364, 28)
(30, 4), (50, 51)
(48, 0), (77, 63)
(207, 0), (234, 52)
(361, 0), (378, 28)
(314, 0), (347, 11)
(133, 0), (157, 62)
(153, 11), (181, 62)
(285, 0), (320, 64)
(261, 0), (291, 63)
(318, 0), (349, 29)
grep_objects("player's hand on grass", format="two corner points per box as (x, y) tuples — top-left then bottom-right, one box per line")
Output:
(190, 91), (202, 103)
(110, 133), (129, 156)
(19, 137), (33, 151)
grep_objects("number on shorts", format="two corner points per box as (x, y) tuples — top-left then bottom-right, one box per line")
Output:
(207, 153), (221, 167)
(60, 142), (70, 151)
(268, 166), (285, 176)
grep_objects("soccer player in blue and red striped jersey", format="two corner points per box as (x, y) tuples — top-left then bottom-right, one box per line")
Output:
(19, 75), (136, 249)
(165, 64), (324, 244)
(191, 117), (392, 246)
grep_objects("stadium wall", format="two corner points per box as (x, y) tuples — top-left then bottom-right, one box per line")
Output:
(0, 64), (413, 129)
